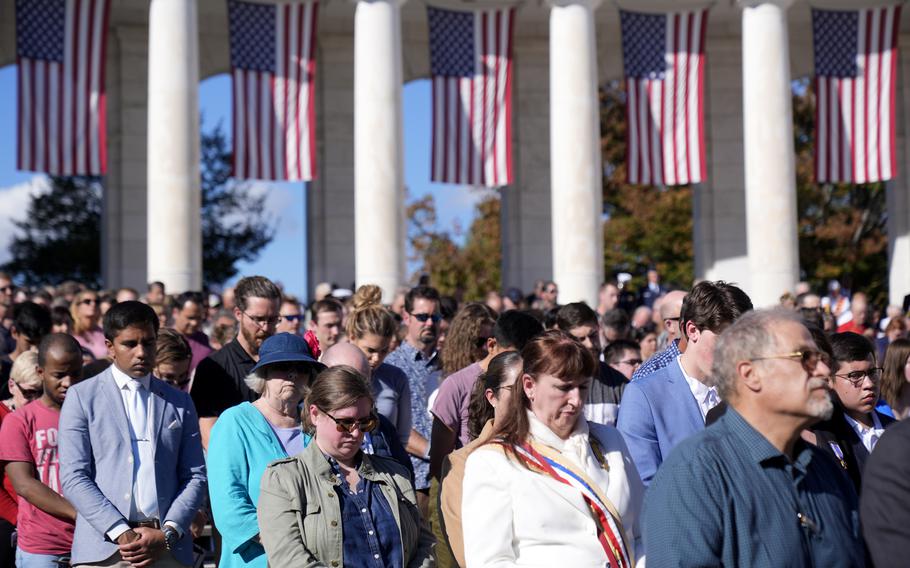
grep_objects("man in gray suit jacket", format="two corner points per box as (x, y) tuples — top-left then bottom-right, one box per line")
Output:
(60, 301), (207, 567)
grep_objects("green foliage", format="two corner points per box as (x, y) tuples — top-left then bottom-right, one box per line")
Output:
(406, 191), (501, 300)
(791, 78), (888, 304)
(2, 122), (275, 288)
(200, 123), (276, 285)
(2, 176), (103, 288)
(599, 82), (694, 291)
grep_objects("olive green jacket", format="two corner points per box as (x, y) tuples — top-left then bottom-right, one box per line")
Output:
(257, 441), (436, 568)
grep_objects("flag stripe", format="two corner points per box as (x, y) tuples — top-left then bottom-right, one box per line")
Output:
(622, 9), (707, 186)
(429, 6), (514, 187)
(813, 5), (900, 183)
(229, 0), (318, 181)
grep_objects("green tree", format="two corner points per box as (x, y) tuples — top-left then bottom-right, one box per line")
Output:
(2, 176), (103, 288)
(2, 122), (275, 288)
(406, 191), (501, 300)
(599, 81), (694, 291)
(792, 78), (888, 304)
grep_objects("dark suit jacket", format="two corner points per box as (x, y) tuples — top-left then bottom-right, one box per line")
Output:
(862, 418), (910, 568)
(813, 406), (895, 494)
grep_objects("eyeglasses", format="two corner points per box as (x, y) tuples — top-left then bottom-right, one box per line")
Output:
(317, 406), (378, 434)
(619, 358), (643, 366)
(80, 298), (97, 305)
(280, 314), (304, 322)
(835, 367), (883, 386)
(242, 310), (279, 328)
(411, 312), (442, 324)
(750, 349), (825, 370)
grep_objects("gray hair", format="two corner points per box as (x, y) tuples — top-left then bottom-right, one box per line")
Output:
(711, 308), (806, 400)
(243, 367), (269, 395)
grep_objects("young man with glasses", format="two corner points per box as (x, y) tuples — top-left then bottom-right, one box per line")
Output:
(813, 332), (895, 493)
(191, 276), (281, 449)
(606, 339), (643, 381)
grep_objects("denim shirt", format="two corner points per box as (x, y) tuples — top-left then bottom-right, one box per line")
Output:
(384, 342), (441, 489)
(327, 456), (403, 568)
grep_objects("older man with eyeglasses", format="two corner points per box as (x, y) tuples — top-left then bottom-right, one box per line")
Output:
(812, 331), (896, 494)
(644, 308), (866, 567)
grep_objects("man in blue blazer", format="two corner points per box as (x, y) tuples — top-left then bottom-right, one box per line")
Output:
(60, 301), (206, 567)
(617, 281), (752, 485)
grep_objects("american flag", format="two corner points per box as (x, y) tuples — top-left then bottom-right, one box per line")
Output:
(428, 6), (514, 188)
(620, 9), (707, 186)
(16, 0), (110, 176)
(813, 6), (901, 184)
(228, 0), (318, 181)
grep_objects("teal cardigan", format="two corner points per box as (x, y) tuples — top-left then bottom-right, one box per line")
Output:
(207, 402), (310, 568)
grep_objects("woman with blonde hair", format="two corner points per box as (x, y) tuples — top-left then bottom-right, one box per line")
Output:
(69, 290), (106, 359)
(462, 330), (643, 567)
(346, 284), (412, 444)
(4, 351), (43, 411)
(258, 365), (435, 567)
(881, 338), (910, 419)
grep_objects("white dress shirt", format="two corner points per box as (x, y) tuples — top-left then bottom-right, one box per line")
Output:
(678, 357), (719, 421)
(844, 412), (886, 453)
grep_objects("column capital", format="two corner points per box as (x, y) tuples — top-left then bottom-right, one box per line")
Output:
(352, 0), (408, 7)
(737, 0), (794, 9)
(547, 0), (603, 11)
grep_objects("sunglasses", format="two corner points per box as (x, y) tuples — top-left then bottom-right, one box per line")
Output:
(619, 358), (643, 366)
(280, 314), (304, 322)
(14, 383), (42, 399)
(0, 285), (14, 294)
(411, 313), (442, 323)
(80, 298), (98, 305)
(318, 406), (379, 434)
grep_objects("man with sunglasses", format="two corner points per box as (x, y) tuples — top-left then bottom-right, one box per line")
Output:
(812, 332), (895, 493)
(275, 295), (304, 336)
(383, 285), (443, 516)
(191, 276), (281, 450)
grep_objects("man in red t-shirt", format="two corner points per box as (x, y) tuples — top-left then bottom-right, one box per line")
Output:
(0, 333), (82, 566)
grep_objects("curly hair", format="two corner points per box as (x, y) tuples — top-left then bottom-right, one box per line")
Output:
(440, 303), (496, 376)
(346, 285), (397, 340)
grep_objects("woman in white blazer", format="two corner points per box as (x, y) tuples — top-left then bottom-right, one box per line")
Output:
(462, 330), (644, 568)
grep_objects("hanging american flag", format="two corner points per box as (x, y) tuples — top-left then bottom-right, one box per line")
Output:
(428, 6), (514, 188)
(228, 0), (318, 181)
(620, 9), (707, 187)
(813, 6), (900, 184)
(16, 0), (110, 176)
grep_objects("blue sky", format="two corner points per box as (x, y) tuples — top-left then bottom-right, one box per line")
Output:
(0, 65), (485, 302)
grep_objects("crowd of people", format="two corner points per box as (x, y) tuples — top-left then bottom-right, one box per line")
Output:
(0, 269), (908, 567)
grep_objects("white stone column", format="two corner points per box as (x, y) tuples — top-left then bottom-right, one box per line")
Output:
(146, 0), (202, 292)
(354, 0), (404, 303)
(887, 178), (910, 306)
(549, 0), (603, 306)
(740, 0), (798, 307)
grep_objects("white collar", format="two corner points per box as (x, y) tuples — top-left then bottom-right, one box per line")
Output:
(528, 410), (589, 452)
(844, 412), (884, 435)
(111, 364), (151, 391)
(678, 356), (712, 399)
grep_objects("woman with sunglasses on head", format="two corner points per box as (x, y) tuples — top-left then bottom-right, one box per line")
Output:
(5, 351), (43, 411)
(69, 290), (106, 359)
(462, 330), (644, 568)
(206, 332), (324, 568)
(258, 365), (435, 568)
(154, 328), (193, 393)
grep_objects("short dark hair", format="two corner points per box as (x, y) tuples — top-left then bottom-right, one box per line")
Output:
(830, 332), (876, 365)
(601, 309), (631, 336)
(234, 276), (281, 311)
(310, 298), (344, 323)
(148, 281), (165, 292)
(404, 285), (441, 314)
(13, 302), (52, 344)
(51, 306), (73, 328)
(37, 333), (82, 367)
(174, 291), (205, 311)
(103, 301), (160, 341)
(604, 339), (641, 365)
(494, 310), (545, 351)
(680, 281), (753, 337)
(556, 302), (598, 331)
(439, 296), (458, 321)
